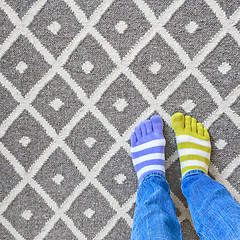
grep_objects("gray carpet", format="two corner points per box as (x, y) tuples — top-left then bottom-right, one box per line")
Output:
(0, 0), (240, 239)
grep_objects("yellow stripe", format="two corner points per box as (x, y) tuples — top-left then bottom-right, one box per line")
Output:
(180, 155), (210, 164)
(181, 166), (207, 175)
(175, 130), (209, 141)
(177, 142), (211, 153)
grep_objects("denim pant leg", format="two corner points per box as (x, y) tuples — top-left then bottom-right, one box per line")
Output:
(131, 172), (183, 240)
(182, 169), (240, 240)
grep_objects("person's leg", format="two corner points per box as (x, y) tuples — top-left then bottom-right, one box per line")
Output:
(131, 173), (183, 240)
(172, 112), (240, 240)
(182, 170), (240, 240)
(130, 115), (183, 240)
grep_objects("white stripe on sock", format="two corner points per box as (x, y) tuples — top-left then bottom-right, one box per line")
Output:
(131, 139), (166, 153)
(180, 160), (209, 172)
(176, 135), (211, 147)
(132, 153), (165, 165)
(137, 165), (165, 179)
(178, 148), (210, 159)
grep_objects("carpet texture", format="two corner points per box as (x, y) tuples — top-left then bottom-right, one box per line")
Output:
(0, 0), (240, 239)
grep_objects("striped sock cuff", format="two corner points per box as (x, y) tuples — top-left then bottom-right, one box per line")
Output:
(131, 139), (166, 185)
(176, 135), (211, 176)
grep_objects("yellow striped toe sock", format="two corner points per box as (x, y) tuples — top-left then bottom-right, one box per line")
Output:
(171, 113), (211, 177)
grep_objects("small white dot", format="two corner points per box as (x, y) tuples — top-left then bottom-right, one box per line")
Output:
(83, 208), (95, 218)
(49, 98), (64, 111)
(185, 21), (198, 34)
(113, 98), (128, 112)
(84, 137), (96, 148)
(19, 136), (31, 147)
(215, 139), (227, 150)
(16, 61), (28, 74)
(114, 173), (126, 184)
(149, 61), (161, 75)
(22, 210), (33, 220)
(52, 174), (64, 185)
(82, 61), (94, 74)
(180, 99), (196, 113)
(47, 21), (61, 35)
(218, 62), (231, 75)
(115, 21), (128, 34)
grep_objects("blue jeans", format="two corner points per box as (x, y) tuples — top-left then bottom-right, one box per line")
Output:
(131, 170), (240, 240)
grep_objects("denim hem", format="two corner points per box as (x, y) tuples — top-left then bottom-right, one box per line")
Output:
(182, 169), (208, 180)
(141, 172), (166, 184)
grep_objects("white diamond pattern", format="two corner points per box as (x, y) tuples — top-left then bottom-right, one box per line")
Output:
(185, 20), (198, 34)
(0, 1), (240, 240)
(21, 210), (33, 221)
(114, 173), (126, 184)
(47, 21), (61, 35)
(52, 174), (64, 185)
(115, 20), (128, 34)
(84, 137), (96, 148)
(215, 139), (228, 150)
(49, 98), (64, 111)
(16, 61), (28, 74)
(180, 99), (196, 113)
(82, 60), (94, 74)
(149, 61), (161, 74)
(83, 208), (95, 218)
(19, 136), (31, 147)
(113, 98), (128, 112)
(218, 61), (232, 75)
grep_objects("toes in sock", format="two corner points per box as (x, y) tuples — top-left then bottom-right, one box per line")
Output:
(171, 113), (211, 177)
(131, 115), (166, 186)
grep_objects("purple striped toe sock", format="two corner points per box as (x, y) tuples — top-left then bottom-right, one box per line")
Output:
(131, 115), (166, 186)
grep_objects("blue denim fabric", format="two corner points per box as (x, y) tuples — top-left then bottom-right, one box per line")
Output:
(131, 170), (240, 240)
(182, 170), (240, 240)
(131, 172), (183, 240)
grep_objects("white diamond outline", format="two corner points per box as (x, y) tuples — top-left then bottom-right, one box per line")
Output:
(0, 0), (240, 239)
(0, 1), (239, 238)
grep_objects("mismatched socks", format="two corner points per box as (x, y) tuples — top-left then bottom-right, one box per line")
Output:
(131, 113), (211, 184)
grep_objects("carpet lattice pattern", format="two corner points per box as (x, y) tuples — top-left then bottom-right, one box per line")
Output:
(1, 0), (240, 239)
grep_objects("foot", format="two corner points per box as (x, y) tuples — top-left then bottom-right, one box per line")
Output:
(171, 112), (211, 177)
(131, 115), (166, 186)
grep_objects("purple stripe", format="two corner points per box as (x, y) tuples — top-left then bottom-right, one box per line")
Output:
(134, 159), (165, 172)
(138, 170), (165, 186)
(131, 146), (165, 159)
